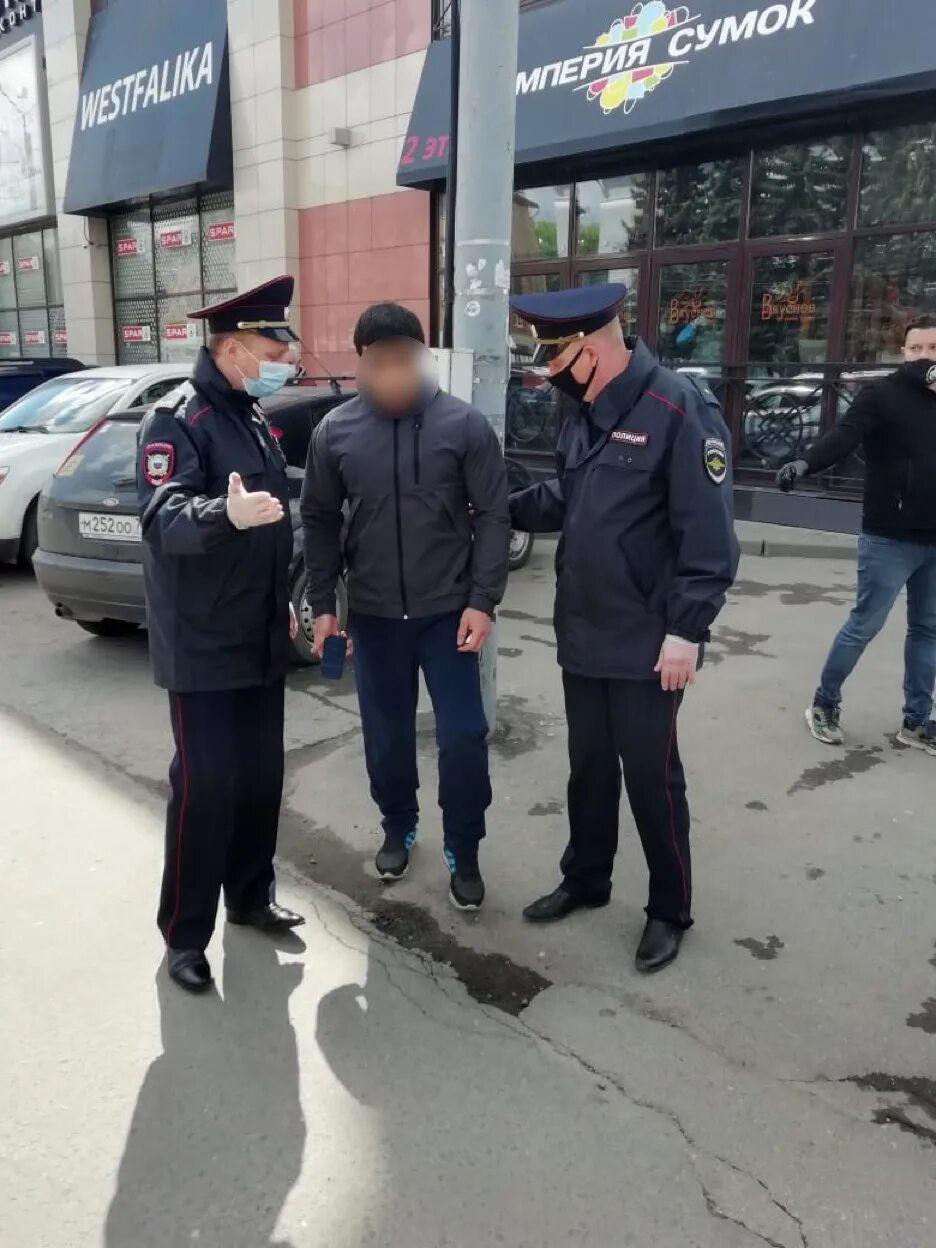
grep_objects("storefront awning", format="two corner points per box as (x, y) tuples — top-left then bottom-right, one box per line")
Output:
(64, 0), (231, 215)
(398, 0), (936, 188)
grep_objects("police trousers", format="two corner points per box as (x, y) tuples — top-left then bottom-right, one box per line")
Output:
(350, 611), (491, 859)
(560, 672), (693, 929)
(158, 680), (285, 951)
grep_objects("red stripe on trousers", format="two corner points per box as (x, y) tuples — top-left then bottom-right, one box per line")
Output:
(166, 694), (189, 947)
(664, 693), (689, 917)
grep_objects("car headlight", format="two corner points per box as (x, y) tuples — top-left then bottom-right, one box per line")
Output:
(0, 466), (9, 485)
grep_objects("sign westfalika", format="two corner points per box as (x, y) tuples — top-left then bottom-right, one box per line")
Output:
(64, 0), (231, 214)
(399, 0), (936, 186)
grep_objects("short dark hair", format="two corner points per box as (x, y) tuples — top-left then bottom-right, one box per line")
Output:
(353, 303), (425, 355)
(905, 316), (936, 340)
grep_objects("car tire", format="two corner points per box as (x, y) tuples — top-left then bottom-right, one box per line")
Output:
(508, 528), (534, 572)
(76, 619), (140, 638)
(290, 565), (349, 667)
(17, 499), (38, 569)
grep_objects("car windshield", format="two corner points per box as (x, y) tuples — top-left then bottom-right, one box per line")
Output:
(0, 376), (129, 435)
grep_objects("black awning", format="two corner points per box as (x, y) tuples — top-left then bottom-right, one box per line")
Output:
(398, 0), (936, 189)
(64, 0), (231, 215)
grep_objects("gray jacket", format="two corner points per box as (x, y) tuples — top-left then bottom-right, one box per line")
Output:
(301, 387), (510, 620)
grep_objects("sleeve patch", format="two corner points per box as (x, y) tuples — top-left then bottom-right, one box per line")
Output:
(143, 442), (175, 486)
(704, 438), (728, 485)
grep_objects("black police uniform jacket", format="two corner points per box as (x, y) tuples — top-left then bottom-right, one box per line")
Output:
(510, 340), (740, 681)
(137, 348), (293, 693)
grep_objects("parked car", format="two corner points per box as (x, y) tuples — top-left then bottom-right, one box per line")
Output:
(34, 385), (352, 666)
(0, 356), (86, 412)
(0, 363), (190, 566)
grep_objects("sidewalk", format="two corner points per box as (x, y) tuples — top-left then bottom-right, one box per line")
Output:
(736, 519), (858, 560)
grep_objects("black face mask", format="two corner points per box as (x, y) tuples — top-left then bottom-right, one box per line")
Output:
(900, 358), (936, 389)
(549, 348), (598, 404)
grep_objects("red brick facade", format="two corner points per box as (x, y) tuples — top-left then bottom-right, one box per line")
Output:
(294, 0), (430, 89)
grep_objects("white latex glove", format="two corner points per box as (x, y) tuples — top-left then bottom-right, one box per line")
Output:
(654, 635), (699, 692)
(226, 471), (284, 530)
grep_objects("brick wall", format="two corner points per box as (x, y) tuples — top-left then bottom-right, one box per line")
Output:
(299, 190), (430, 375)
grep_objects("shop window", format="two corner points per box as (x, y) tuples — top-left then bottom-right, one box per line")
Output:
(656, 261), (730, 368)
(579, 267), (640, 334)
(750, 139), (852, 238)
(0, 228), (67, 360)
(860, 122), (936, 228)
(847, 232), (936, 363)
(655, 161), (743, 248)
(747, 252), (836, 367)
(574, 176), (650, 256)
(507, 273), (562, 453)
(513, 186), (571, 262)
(110, 191), (236, 365)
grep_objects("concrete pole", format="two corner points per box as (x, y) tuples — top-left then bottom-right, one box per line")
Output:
(451, 0), (519, 734)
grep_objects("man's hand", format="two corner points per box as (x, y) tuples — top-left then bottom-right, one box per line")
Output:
(457, 608), (492, 654)
(226, 471), (284, 529)
(655, 636), (699, 692)
(289, 602), (299, 641)
(311, 614), (352, 660)
(775, 460), (809, 493)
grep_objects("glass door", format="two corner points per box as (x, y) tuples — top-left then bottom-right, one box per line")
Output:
(651, 251), (741, 373)
(738, 242), (846, 470)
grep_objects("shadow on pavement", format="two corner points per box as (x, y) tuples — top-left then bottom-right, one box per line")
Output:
(104, 928), (305, 1248)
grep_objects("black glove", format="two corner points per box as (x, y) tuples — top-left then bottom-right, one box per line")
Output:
(776, 460), (809, 492)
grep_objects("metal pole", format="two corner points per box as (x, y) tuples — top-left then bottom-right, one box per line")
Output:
(452, 0), (519, 735)
(441, 0), (460, 350)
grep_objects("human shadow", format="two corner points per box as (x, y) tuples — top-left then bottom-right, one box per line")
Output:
(104, 928), (305, 1248)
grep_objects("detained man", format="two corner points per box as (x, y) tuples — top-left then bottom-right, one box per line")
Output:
(300, 303), (510, 910)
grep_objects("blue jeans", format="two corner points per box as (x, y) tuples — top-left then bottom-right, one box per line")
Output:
(816, 534), (936, 726)
(350, 611), (491, 856)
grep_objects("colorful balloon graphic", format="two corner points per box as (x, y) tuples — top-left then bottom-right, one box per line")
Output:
(585, 4), (691, 116)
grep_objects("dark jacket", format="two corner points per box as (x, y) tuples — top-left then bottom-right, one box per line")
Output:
(301, 387), (510, 620)
(511, 341), (739, 680)
(137, 348), (293, 693)
(805, 366), (936, 542)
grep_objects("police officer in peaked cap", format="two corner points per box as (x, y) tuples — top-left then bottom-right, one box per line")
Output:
(137, 275), (305, 994)
(510, 284), (739, 973)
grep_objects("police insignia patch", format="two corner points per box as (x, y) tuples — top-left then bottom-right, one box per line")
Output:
(704, 438), (727, 485)
(143, 442), (175, 486)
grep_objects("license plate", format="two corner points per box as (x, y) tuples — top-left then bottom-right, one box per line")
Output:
(78, 512), (142, 543)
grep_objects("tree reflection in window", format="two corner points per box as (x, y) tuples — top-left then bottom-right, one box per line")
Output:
(656, 160), (743, 247)
(750, 139), (852, 238)
(860, 123), (936, 227)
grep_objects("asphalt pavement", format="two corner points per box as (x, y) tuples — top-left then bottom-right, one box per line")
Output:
(2, 532), (935, 1247)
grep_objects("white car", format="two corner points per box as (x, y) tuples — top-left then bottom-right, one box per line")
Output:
(0, 364), (190, 566)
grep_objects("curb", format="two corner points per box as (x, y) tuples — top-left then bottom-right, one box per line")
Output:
(739, 537), (857, 561)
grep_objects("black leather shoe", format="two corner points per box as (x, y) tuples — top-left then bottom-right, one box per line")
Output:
(522, 884), (611, 923)
(635, 920), (684, 974)
(226, 901), (305, 930)
(168, 949), (213, 994)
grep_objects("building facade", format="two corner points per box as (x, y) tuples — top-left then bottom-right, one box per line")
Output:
(3, 0), (936, 522)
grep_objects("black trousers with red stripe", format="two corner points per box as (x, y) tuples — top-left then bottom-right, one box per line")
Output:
(158, 680), (286, 952)
(560, 672), (692, 929)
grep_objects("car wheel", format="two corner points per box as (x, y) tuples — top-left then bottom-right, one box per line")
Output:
(508, 528), (534, 572)
(76, 619), (140, 638)
(17, 499), (38, 569)
(290, 566), (349, 667)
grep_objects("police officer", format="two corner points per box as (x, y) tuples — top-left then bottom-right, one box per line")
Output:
(510, 285), (739, 973)
(138, 275), (304, 994)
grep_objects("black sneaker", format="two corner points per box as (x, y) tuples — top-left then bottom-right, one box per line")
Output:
(376, 828), (416, 881)
(444, 847), (485, 911)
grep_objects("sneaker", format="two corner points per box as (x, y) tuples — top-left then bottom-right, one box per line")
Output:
(897, 719), (936, 756)
(805, 704), (844, 746)
(376, 828), (416, 881)
(444, 847), (485, 912)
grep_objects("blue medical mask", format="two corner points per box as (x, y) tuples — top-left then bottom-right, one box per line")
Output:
(238, 346), (295, 398)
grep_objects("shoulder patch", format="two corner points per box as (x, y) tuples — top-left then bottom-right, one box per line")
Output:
(704, 437), (728, 486)
(143, 442), (175, 487)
